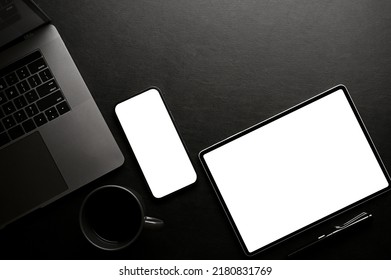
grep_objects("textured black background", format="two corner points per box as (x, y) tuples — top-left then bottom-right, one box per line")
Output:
(1, 0), (391, 259)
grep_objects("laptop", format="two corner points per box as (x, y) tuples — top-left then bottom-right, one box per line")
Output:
(0, 0), (124, 229)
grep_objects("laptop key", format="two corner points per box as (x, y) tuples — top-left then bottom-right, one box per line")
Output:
(36, 79), (58, 98)
(14, 109), (27, 123)
(0, 132), (10, 147)
(27, 74), (41, 88)
(25, 103), (39, 117)
(39, 69), (53, 82)
(22, 119), (36, 133)
(28, 58), (47, 74)
(2, 101), (16, 114)
(33, 113), (48, 127)
(5, 85), (18, 99)
(8, 125), (24, 140)
(37, 90), (64, 111)
(14, 95), (27, 109)
(45, 107), (59, 121)
(56, 101), (70, 115)
(16, 80), (30, 94)
(2, 115), (16, 129)
(25, 89), (39, 103)
(16, 66), (29, 80)
(5, 72), (18, 86)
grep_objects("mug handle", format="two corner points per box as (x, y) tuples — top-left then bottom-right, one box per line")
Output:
(144, 216), (164, 229)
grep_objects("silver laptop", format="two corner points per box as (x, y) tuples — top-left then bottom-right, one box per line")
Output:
(0, 0), (124, 228)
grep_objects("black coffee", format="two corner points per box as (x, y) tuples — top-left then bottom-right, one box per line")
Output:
(84, 187), (142, 242)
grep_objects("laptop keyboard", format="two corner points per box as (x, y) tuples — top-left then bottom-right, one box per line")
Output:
(0, 50), (71, 148)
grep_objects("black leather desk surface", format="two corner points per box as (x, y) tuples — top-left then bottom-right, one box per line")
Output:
(1, 0), (391, 259)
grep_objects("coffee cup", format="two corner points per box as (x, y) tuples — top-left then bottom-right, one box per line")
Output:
(80, 185), (163, 251)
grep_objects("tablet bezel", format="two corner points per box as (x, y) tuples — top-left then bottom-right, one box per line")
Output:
(199, 84), (391, 256)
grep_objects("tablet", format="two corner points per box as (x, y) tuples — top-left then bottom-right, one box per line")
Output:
(199, 85), (390, 255)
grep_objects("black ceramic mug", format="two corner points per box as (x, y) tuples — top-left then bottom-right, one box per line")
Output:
(80, 185), (163, 251)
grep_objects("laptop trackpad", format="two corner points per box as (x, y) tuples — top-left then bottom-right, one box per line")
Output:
(0, 132), (68, 227)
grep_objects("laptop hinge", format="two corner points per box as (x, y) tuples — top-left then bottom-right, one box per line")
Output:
(23, 32), (35, 40)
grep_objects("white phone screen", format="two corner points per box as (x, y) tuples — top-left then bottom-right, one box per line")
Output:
(115, 88), (197, 198)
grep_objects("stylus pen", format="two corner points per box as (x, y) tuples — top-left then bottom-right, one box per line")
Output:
(288, 212), (373, 257)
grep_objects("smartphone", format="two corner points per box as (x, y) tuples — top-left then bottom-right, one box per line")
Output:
(115, 88), (197, 198)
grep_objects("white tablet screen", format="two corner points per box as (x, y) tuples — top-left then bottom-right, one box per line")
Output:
(201, 87), (389, 254)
